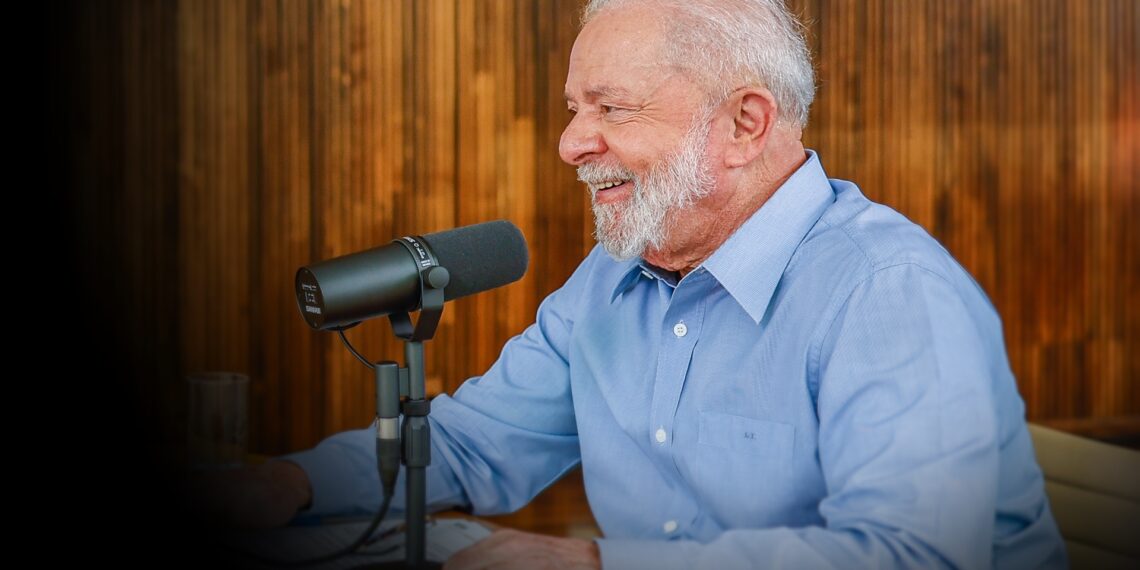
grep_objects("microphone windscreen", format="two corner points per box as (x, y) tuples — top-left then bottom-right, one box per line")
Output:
(421, 220), (529, 301)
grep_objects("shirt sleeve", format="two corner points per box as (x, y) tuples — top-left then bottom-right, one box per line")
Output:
(597, 263), (1044, 569)
(281, 249), (601, 519)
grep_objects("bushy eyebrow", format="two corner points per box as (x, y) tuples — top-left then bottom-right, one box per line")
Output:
(564, 85), (635, 103)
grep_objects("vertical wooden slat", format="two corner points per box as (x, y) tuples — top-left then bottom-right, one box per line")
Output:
(535, 1), (590, 297)
(1115, 0), (1140, 416)
(252, 0), (324, 452)
(414, 0), (458, 396)
(177, 0), (252, 382)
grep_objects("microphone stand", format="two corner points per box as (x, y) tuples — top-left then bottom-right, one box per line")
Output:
(368, 264), (449, 570)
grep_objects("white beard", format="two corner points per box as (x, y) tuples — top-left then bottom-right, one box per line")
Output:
(578, 112), (716, 261)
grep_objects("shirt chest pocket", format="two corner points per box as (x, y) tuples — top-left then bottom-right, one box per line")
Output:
(698, 411), (795, 459)
(692, 412), (797, 517)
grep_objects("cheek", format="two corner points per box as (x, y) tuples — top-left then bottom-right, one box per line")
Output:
(608, 134), (669, 173)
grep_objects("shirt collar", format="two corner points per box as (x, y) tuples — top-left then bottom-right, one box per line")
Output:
(609, 261), (677, 303)
(609, 150), (835, 323)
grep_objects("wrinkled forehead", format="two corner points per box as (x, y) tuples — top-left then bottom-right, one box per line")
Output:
(564, 5), (672, 99)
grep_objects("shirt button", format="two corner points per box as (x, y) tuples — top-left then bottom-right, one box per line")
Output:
(673, 322), (687, 337)
(655, 427), (667, 443)
(663, 520), (678, 533)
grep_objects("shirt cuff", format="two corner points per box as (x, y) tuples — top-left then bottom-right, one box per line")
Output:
(596, 538), (691, 570)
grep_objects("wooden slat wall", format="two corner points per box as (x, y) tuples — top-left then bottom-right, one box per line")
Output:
(793, 0), (1139, 420)
(60, 0), (1136, 535)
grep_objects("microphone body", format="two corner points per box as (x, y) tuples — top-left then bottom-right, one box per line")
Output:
(296, 220), (528, 330)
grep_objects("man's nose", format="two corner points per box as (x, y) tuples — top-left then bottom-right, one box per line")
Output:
(559, 114), (607, 165)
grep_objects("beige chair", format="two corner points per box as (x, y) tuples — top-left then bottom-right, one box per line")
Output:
(1028, 424), (1140, 569)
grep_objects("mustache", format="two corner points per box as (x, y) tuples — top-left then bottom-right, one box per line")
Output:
(576, 162), (637, 186)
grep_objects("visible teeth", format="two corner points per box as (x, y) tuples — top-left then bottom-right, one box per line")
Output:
(591, 180), (627, 192)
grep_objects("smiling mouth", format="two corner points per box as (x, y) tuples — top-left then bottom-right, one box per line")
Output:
(589, 179), (633, 205)
(590, 179), (631, 194)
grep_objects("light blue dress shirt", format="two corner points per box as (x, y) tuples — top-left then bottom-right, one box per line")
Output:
(285, 151), (1066, 569)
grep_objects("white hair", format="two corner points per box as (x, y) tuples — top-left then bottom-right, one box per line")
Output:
(582, 0), (816, 128)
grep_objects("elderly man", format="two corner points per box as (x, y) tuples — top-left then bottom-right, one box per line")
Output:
(227, 1), (1067, 568)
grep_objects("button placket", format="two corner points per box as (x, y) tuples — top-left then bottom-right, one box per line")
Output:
(648, 274), (708, 466)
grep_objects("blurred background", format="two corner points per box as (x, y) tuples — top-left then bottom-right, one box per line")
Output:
(53, 0), (1136, 546)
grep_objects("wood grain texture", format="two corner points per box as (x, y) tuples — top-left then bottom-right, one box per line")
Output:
(60, 0), (1136, 537)
(792, 0), (1139, 421)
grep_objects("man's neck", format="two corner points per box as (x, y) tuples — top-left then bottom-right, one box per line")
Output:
(644, 142), (808, 277)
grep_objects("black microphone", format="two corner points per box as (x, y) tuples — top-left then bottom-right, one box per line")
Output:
(295, 220), (528, 330)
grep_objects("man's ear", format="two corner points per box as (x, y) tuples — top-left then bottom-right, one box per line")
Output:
(724, 88), (778, 168)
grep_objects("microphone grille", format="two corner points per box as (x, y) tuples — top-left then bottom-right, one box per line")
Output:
(420, 220), (529, 301)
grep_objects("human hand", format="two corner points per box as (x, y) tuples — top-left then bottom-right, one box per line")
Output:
(444, 528), (600, 570)
(185, 460), (312, 529)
